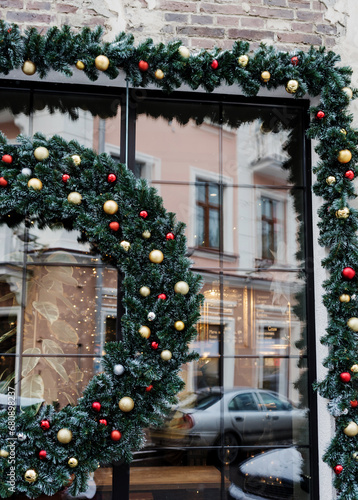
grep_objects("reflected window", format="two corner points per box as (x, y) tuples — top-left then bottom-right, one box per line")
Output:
(229, 393), (259, 412)
(196, 180), (220, 249)
(260, 195), (284, 262)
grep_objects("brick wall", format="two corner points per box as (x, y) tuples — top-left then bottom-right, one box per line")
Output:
(0, 0), (348, 51)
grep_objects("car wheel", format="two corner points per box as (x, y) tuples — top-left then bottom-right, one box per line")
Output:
(216, 432), (240, 465)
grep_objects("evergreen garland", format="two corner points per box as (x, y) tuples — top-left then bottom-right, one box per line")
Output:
(0, 19), (357, 499)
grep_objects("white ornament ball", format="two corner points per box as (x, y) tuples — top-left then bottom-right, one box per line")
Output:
(147, 312), (156, 321)
(343, 87), (353, 99)
(174, 281), (189, 295)
(113, 364), (125, 376)
(160, 350), (172, 361)
(21, 168), (32, 176)
(178, 46), (190, 59)
(17, 432), (26, 442)
(120, 240), (131, 252)
(71, 154), (81, 166)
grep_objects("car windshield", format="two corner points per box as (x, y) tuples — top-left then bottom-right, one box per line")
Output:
(192, 393), (222, 410)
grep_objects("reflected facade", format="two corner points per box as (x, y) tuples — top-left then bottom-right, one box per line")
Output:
(0, 86), (314, 499)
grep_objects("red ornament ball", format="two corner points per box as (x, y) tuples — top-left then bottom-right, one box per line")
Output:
(291, 56), (299, 66)
(340, 372), (352, 383)
(342, 267), (356, 280)
(146, 384), (153, 392)
(40, 419), (50, 431)
(158, 293), (167, 300)
(151, 341), (159, 350)
(109, 221), (120, 231)
(345, 170), (355, 180)
(111, 430), (122, 441)
(107, 174), (117, 183)
(62, 174), (70, 183)
(166, 232), (175, 240)
(350, 400), (358, 408)
(211, 59), (219, 70)
(0, 177), (8, 187)
(99, 419), (108, 426)
(92, 402), (101, 412)
(334, 465), (343, 475)
(39, 450), (47, 460)
(139, 210), (148, 219)
(1, 154), (12, 164)
(138, 60), (149, 72)
(316, 110), (325, 120)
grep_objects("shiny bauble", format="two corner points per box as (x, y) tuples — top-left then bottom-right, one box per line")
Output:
(343, 87), (353, 99)
(342, 267), (355, 280)
(345, 170), (355, 180)
(0, 449), (9, 458)
(237, 54), (249, 67)
(340, 372), (351, 383)
(22, 168), (32, 176)
(17, 432), (26, 441)
(22, 60), (36, 75)
(139, 325), (151, 339)
(178, 46), (190, 59)
(99, 419), (107, 425)
(120, 240), (130, 252)
(174, 321), (185, 331)
(34, 146), (49, 161)
(286, 80), (299, 94)
(261, 71), (270, 83)
(39, 450), (47, 460)
(341, 128), (347, 135)
(118, 396), (134, 412)
(174, 281), (189, 295)
(24, 469), (38, 483)
(139, 210), (148, 218)
(147, 312), (156, 321)
(28, 178), (43, 190)
(344, 421), (358, 436)
(316, 110), (325, 119)
(57, 428), (73, 444)
(338, 149), (352, 164)
(334, 465), (343, 474)
(107, 173), (117, 183)
(339, 294), (351, 303)
(158, 293), (167, 300)
(211, 59), (219, 70)
(326, 176), (336, 185)
(62, 174), (70, 182)
(336, 208), (350, 219)
(113, 364), (125, 376)
(146, 384), (153, 392)
(139, 286), (150, 297)
(351, 400), (358, 408)
(155, 69), (164, 80)
(151, 341), (159, 350)
(138, 60), (149, 71)
(149, 250), (164, 263)
(68, 457), (79, 468)
(40, 419), (50, 430)
(0, 177), (8, 187)
(160, 350), (172, 361)
(67, 192), (82, 205)
(1, 154), (12, 163)
(95, 55), (110, 71)
(109, 221), (120, 231)
(111, 430), (122, 441)
(291, 56), (299, 66)
(166, 232), (175, 240)
(92, 401), (101, 412)
(347, 317), (358, 332)
(351, 364), (358, 373)
(103, 200), (118, 214)
(142, 230), (151, 239)
(71, 154), (81, 166)
(76, 60), (85, 70)
(353, 452), (358, 460)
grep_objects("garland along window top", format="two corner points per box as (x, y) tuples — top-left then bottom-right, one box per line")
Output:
(0, 21), (357, 500)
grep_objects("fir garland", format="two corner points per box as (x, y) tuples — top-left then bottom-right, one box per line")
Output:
(0, 19), (358, 499)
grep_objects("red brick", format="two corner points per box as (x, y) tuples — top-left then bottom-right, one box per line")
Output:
(228, 29), (274, 40)
(250, 6), (294, 19)
(264, 0), (287, 6)
(191, 14), (213, 24)
(190, 38), (217, 49)
(177, 26), (225, 37)
(325, 36), (337, 48)
(240, 17), (265, 28)
(159, 1), (197, 12)
(0, 0), (23, 7)
(27, 1), (51, 10)
(312, 1), (325, 9)
(290, 2), (310, 7)
(6, 11), (52, 23)
(277, 32), (323, 45)
(296, 10), (324, 22)
(165, 13), (188, 22)
(200, 3), (244, 15)
(315, 24), (337, 35)
(216, 16), (239, 27)
(291, 22), (313, 33)
(56, 4), (79, 14)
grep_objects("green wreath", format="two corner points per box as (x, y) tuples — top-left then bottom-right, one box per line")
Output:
(0, 132), (203, 497)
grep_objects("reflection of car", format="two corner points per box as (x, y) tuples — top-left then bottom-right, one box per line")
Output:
(227, 447), (310, 499)
(150, 388), (307, 464)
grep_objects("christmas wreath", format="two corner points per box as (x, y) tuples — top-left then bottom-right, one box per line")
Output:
(0, 20), (358, 499)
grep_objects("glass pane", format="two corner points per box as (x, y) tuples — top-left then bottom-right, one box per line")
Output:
(208, 208), (219, 248)
(197, 205), (205, 247)
(0, 224), (26, 263)
(0, 90), (30, 138)
(0, 356), (15, 399)
(208, 183), (219, 205)
(197, 182), (206, 203)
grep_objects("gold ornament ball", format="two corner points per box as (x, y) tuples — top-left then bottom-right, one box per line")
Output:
(238, 55), (249, 67)
(344, 421), (358, 437)
(336, 208), (350, 219)
(341, 128), (347, 135)
(353, 452), (358, 460)
(261, 71), (271, 83)
(67, 192), (82, 205)
(22, 60), (36, 76)
(149, 250), (164, 263)
(24, 469), (38, 483)
(71, 154), (81, 166)
(155, 69), (164, 80)
(326, 176), (336, 185)
(76, 60), (85, 70)
(139, 325), (151, 339)
(34, 146), (49, 161)
(95, 55), (110, 71)
(174, 281), (189, 295)
(351, 365), (358, 373)
(68, 457), (79, 468)
(139, 286), (150, 297)
(142, 230), (151, 239)
(119, 396), (134, 412)
(338, 149), (352, 164)
(343, 87), (353, 99)
(161, 350), (172, 361)
(174, 321), (185, 331)
(340, 294), (351, 303)
(120, 240), (131, 252)
(103, 200), (119, 215)
(0, 449), (9, 458)
(178, 46), (190, 59)
(347, 317), (358, 332)
(286, 80), (299, 94)
(27, 178), (43, 191)
(57, 428), (73, 444)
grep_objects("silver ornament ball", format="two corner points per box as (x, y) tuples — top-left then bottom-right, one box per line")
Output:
(147, 312), (156, 321)
(21, 168), (32, 176)
(113, 364), (125, 376)
(17, 432), (26, 442)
